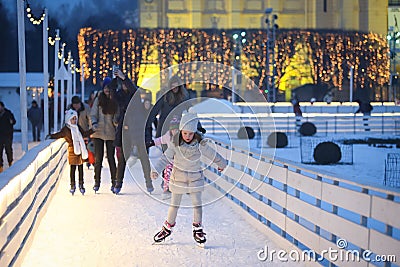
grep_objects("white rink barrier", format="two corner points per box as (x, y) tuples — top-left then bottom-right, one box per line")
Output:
(198, 113), (400, 136)
(0, 140), (67, 266)
(204, 139), (400, 266)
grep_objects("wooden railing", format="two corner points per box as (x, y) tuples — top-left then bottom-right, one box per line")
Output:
(0, 140), (67, 266)
(204, 139), (400, 266)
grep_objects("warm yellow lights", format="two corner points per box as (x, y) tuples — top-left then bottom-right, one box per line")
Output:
(25, 3), (45, 25)
(77, 28), (389, 93)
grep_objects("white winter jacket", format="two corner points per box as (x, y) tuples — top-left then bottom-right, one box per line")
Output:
(154, 138), (227, 194)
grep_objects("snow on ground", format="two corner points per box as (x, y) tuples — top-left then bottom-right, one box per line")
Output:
(262, 134), (400, 193)
(21, 152), (292, 267)
(213, 131), (400, 193)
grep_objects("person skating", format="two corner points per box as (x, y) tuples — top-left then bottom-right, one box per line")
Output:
(48, 109), (94, 195)
(150, 116), (180, 199)
(68, 95), (93, 169)
(90, 77), (119, 193)
(151, 110), (227, 246)
(110, 68), (154, 194)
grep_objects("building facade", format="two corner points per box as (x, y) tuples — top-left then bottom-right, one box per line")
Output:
(139, 0), (387, 36)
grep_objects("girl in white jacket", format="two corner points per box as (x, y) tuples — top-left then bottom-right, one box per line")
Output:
(152, 111), (227, 246)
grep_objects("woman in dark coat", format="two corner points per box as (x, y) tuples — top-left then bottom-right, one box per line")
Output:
(148, 76), (191, 147)
(49, 109), (94, 195)
(109, 69), (153, 194)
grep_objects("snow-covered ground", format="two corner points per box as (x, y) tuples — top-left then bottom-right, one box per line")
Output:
(227, 133), (400, 193)
(20, 152), (291, 267)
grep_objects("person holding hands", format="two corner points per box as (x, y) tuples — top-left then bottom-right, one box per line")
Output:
(152, 110), (227, 247)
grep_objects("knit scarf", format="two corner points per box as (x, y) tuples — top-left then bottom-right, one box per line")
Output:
(68, 123), (88, 160)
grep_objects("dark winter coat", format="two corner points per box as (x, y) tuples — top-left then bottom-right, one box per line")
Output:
(50, 126), (94, 165)
(27, 106), (42, 126)
(108, 78), (152, 152)
(148, 88), (191, 138)
(0, 108), (16, 141)
(355, 101), (373, 115)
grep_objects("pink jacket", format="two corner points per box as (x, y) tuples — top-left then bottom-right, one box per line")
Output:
(154, 131), (173, 146)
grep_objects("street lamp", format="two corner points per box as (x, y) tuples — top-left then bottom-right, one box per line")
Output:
(388, 26), (400, 102)
(232, 31), (246, 103)
(265, 8), (278, 102)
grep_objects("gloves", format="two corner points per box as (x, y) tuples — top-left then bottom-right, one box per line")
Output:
(151, 171), (159, 179)
(146, 140), (155, 149)
(198, 127), (206, 134)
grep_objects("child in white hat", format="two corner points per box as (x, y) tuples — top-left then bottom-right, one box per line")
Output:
(48, 109), (94, 195)
(152, 110), (227, 246)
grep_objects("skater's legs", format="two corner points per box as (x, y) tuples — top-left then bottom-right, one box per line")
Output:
(70, 165), (77, 187)
(93, 138), (104, 185)
(77, 164), (84, 186)
(167, 193), (183, 225)
(0, 142), (4, 167)
(115, 146), (126, 188)
(4, 139), (13, 166)
(190, 192), (202, 223)
(105, 140), (116, 186)
(137, 144), (153, 190)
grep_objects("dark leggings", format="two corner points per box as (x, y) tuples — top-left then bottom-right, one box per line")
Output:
(70, 164), (84, 188)
(0, 140), (13, 167)
(93, 138), (116, 186)
(116, 144), (151, 187)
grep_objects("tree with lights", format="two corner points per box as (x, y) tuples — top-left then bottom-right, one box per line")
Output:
(278, 42), (314, 101)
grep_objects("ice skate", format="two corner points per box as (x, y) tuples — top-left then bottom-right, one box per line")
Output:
(79, 186), (85, 195)
(193, 223), (206, 247)
(113, 182), (122, 194)
(93, 184), (100, 193)
(113, 187), (121, 194)
(146, 180), (154, 194)
(69, 186), (76, 195)
(153, 221), (175, 243)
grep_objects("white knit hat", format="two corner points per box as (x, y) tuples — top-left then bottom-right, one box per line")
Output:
(179, 109), (198, 132)
(65, 109), (78, 125)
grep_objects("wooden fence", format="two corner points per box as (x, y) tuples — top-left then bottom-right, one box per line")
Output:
(204, 139), (400, 266)
(0, 140), (67, 266)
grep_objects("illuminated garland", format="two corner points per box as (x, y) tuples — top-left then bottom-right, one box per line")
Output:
(78, 28), (389, 96)
(25, 2), (45, 25)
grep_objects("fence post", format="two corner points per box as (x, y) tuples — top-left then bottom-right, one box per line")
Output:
(334, 116), (337, 134)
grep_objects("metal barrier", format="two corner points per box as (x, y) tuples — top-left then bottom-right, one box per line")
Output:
(384, 153), (400, 188)
(300, 137), (353, 164)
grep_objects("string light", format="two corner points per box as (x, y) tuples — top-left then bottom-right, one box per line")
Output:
(48, 34), (61, 46)
(78, 28), (389, 96)
(25, 2), (45, 25)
